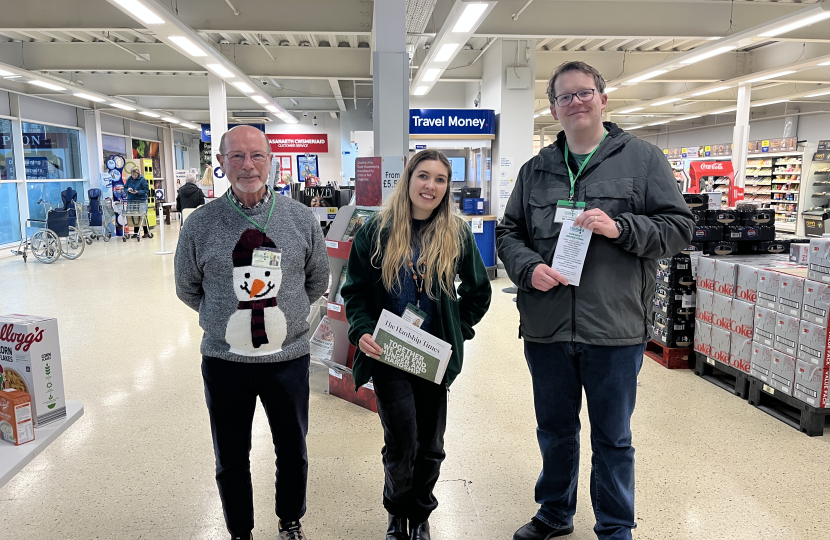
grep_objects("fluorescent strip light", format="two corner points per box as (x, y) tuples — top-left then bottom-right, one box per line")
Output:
(434, 43), (459, 63)
(452, 3), (489, 33)
(628, 69), (668, 83)
(708, 108), (737, 115)
(751, 99), (790, 107)
(29, 80), (65, 91)
(541, 110), (551, 115)
(617, 107), (644, 114)
(251, 95), (267, 104)
(74, 92), (105, 102)
(604, 87), (618, 94)
(290, 98), (299, 106)
(819, 61), (830, 66)
(691, 86), (730, 97)
(110, 102), (136, 111)
(112, 0), (165, 25)
(265, 105), (280, 113)
(758, 12), (830, 38)
(414, 86), (430, 95)
(679, 45), (736, 66)
(168, 35), (207, 57)
(679, 115), (702, 120)
(805, 90), (830, 98)
(181, 123), (199, 130)
(139, 111), (160, 117)
(628, 125), (644, 130)
(747, 70), (796, 83)
(423, 68), (442, 82)
(162, 117), (180, 124)
(3, 75), (21, 79)
(0, 69), (14, 77)
(648, 120), (670, 126)
(232, 81), (255, 94)
(534, 114), (541, 118)
(651, 98), (682, 107)
(205, 63), (234, 78)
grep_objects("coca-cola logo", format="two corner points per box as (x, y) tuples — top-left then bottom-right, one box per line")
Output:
(729, 356), (751, 373)
(737, 289), (757, 302)
(699, 311), (714, 323)
(701, 163), (724, 171)
(698, 278), (715, 290)
(716, 283), (734, 295)
(0, 324), (44, 352)
(714, 316), (730, 329)
(735, 325), (753, 338)
(712, 349), (730, 363)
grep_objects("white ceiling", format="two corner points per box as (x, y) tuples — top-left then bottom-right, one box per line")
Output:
(0, 0), (828, 137)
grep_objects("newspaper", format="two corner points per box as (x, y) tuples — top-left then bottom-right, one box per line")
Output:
(309, 316), (335, 365)
(371, 309), (452, 384)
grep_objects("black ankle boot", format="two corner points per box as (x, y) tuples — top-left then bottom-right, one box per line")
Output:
(387, 513), (408, 540)
(409, 520), (430, 540)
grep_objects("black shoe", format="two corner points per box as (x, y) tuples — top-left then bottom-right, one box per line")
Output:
(409, 520), (430, 540)
(513, 518), (573, 540)
(387, 514), (408, 540)
(230, 534), (252, 540)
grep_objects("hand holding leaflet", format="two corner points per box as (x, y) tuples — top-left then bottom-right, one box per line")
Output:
(550, 220), (592, 286)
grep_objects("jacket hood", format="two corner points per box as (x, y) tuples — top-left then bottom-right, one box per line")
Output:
(179, 182), (201, 195)
(536, 122), (633, 175)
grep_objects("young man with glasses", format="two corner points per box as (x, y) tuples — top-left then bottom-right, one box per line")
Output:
(496, 62), (693, 540)
(175, 125), (329, 540)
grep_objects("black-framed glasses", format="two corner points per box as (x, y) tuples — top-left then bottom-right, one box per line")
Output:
(223, 151), (270, 163)
(552, 89), (597, 107)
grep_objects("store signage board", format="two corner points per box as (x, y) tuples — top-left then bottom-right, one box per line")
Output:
(814, 152), (830, 162)
(355, 157), (382, 206)
(409, 109), (495, 136)
(200, 123), (265, 142)
(415, 144), (427, 150)
(817, 140), (829, 151)
(748, 137), (796, 154)
(269, 134), (329, 153)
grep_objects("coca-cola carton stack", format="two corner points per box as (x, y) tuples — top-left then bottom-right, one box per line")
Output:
(770, 350), (797, 395)
(695, 322), (712, 356)
(712, 293), (733, 331)
(774, 312), (800, 357)
(750, 342), (774, 383)
(802, 281), (830, 327)
(753, 305), (776, 348)
(729, 333), (752, 374)
(777, 272), (806, 317)
(710, 326), (732, 365)
(807, 238), (830, 284)
(735, 264), (759, 303)
(793, 361), (828, 407)
(757, 269), (781, 310)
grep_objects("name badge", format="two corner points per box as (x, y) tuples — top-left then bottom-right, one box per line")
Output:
(554, 200), (585, 223)
(402, 302), (427, 328)
(252, 248), (281, 268)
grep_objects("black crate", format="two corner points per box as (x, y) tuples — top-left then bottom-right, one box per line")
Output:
(656, 269), (696, 288)
(694, 352), (751, 399)
(657, 255), (693, 275)
(743, 239), (790, 255)
(653, 312), (695, 333)
(681, 242), (707, 255)
(652, 327), (695, 348)
(725, 225), (775, 242)
(741, 208), (775, 226)
(692, 209), (708, 226)
(693, 225), (724, 242)
(707, 209), (740, 226)
(706, 241), (739, 256)
(652, 296), (695, 317)
(747, 377), (830, 437)
(683, 192), (708, 209)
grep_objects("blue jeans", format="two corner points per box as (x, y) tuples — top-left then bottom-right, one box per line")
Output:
(524, 341), (645, 540)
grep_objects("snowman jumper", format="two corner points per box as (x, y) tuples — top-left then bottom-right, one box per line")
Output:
(175, 188), (329, 363)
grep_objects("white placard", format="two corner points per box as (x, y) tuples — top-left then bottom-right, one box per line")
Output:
(498, 156), (516, 217)
(325, 240), (339, 249)
(550, 220), (592, 286)
(327, 302), (342, 312)
(382, 156), (405, 201)
(471, 217), (483, 233)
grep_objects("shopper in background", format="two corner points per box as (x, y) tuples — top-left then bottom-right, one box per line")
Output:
(125, 167), (151, 238)
(175, 125), (329, 540)
(496, 61), (694, 540)
(176, 171), (206, 212)
(340, 149), (491, 540)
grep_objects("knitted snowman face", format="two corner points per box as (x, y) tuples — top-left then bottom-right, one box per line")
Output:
(232, 265), (281, 302)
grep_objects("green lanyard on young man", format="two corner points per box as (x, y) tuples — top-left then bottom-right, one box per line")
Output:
(563, 129), (608, 203)
(226, 187), (276, 233)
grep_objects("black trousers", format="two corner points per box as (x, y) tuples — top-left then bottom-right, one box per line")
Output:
(202, 355), (310, 537)
(132, 225), (150, 235)
(372, 361), (448, 524)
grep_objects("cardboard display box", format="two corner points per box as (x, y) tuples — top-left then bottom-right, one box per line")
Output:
(770, 350), (797, 396)
(757, 269), (781, 310)
(774, 312), (800, 357)
(801, 280), (830, 327)
(729, 333), (752, 374)
(0, 388), (34, 446)
(710, 326), (731, 366)
(793, 360), (828, 408)
(735, 264), (759, 304)
(730, 298), (755, 339)
(751, 342), (773, 383)
(753, 305), (776, 348)
(327, 369), (378, 413)
(790, 243), (810, 265)
(697, 257), (716, 292)
(694, 322), (712, 357)
(797, 320), (827, 368)
(807, 238), (830, 283)
(713, 293), (733, 331)
(714, 260), (739, 297)
(777, 273), (805, 317)
(695, 290), (714, 324)
(0, 315), (66, 426)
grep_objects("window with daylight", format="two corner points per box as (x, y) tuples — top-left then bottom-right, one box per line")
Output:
(1, 118), (15, 180)
(21, 122), (82, 180)
(0, 182), (21, 244)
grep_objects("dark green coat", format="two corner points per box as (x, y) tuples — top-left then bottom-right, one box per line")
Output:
(341, 217), (492, 390)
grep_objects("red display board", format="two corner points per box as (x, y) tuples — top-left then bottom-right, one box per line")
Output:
(355, 157), (383, 206)
(689, 161), (742, 206)
(268, 134), (328, 153)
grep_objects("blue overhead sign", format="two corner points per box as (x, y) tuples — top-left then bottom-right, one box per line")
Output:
(201, 123), (266, 143)
(409, 109), (495, 136)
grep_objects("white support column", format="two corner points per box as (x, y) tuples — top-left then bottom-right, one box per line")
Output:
(481, 38), (537, 218)
(162, 126), (175, 200)
(731, 82), (752, 199)
(539, 126), (546, 149)
(8, 94), (29, 233)
(372, 0), (408, 157)
(208, 72), (229, 196)
(83, 109), (104, 192)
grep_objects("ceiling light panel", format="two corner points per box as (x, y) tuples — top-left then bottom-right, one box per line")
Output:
(604, 87), (618, 94)
(140, 111), (160, 117)
(74, 92), (105, 102)
(232, 81), (255, 94)
(162, 117), (180, 123)
(679, 46), (736, 66)
(29, 80), (65, 91)
(617, 107), (644, 114)
(691, 86), (730, 97)
(648, 121), (670, 126)
(111, 0), (165, 25)
(423, 68), (442, 82)
(110, 102), (136, 111)
(0, 69), (14, 77)
(452, 3), (489, 33)
(251, 95), (267, 104)
(205, 63), (234, 79)
(435, 43), (459, 63)
(751, 99), (790, 107)
(758, 11), (830, 38)
(629, 70), (668, 83)
(747, 70), (796, 83)
(168, 35), (207, 57)
(414, 86), (429, 95)
(806, 90), (830, 98)
(651, 98), (682, 107)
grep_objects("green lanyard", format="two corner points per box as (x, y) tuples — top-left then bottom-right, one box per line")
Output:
(226, 188), (275, 233)
(564, 130), (607, 201)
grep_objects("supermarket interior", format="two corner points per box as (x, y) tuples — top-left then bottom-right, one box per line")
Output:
(2, 1), (830, 540)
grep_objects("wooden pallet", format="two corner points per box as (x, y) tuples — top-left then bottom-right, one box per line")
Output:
(747, 377), (830, 437)
(694, 352), (751, 399)
(645, 340), (693, 369)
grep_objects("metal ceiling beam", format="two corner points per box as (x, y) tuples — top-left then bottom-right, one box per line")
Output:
(585, 39), (614, 52)
(328, 78), (346, 111)
(567, 38), (594, 51)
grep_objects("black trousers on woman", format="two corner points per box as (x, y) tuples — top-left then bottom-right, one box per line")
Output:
(372, 361), (449, 524)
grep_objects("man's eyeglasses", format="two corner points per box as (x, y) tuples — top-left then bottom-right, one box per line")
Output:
(552, 89), (597, 107)
(224, 151), (270, 163)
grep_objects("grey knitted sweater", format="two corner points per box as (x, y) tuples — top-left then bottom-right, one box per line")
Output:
(174, 190), (329, 363)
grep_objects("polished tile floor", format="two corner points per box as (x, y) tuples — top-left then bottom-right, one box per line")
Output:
(1, 223), (829, 540)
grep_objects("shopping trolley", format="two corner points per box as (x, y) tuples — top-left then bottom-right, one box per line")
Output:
(118, 200), (153, 242)
(11, 199), (85, 263)
(74, 202), (95, 245)
(93, 198), (116, 242)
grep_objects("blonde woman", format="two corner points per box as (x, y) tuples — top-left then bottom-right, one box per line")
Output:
(341, 149), (491, 540)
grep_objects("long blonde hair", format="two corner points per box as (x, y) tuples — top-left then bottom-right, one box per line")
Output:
(372, 149), (466, 300)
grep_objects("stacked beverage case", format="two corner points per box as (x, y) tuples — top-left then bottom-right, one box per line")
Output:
(691, 239), (830, 409)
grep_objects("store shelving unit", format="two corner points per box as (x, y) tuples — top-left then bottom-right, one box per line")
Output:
(768, 155), (802, 232)
(744, 157), (772, 205)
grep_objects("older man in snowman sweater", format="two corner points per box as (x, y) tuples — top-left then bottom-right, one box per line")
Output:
(175, 126), (329, 540)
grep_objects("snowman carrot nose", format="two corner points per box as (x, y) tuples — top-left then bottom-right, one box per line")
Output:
(250, 279), (266, 298)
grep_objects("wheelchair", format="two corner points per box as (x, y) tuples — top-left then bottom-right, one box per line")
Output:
(12, 199), (86, 263)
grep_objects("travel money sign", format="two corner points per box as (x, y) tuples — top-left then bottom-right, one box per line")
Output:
(409, 109), (495, 136)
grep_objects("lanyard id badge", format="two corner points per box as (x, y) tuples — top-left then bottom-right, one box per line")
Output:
(402, 302), (427, 328)
(252, 247), (281, 268)
(554, 200), (586, 223)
